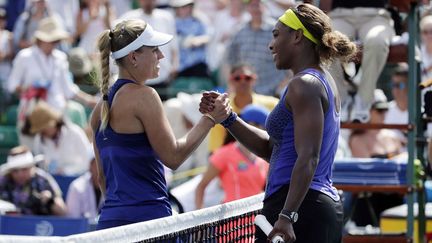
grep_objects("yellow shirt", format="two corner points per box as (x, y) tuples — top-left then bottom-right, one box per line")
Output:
(208, 93), (279, 152)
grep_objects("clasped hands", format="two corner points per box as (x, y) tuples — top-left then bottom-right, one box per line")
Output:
(199, 91), (231, 124)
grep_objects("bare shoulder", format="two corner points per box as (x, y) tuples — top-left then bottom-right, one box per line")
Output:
(287, 74), (323, 98)
(134, 85), (160, 105)
(129, 85), (163, 116)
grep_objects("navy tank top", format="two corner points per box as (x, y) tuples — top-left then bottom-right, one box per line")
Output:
(95, 79), (171, 224)
(265, 69), (340, 201)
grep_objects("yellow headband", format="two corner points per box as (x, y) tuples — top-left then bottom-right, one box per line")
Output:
(278, 9), (318, 45)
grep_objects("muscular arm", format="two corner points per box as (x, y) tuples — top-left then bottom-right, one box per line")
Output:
(269, 75), (327, 241)
(282, 76), (324, 213)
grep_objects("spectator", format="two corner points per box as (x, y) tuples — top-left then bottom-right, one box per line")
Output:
(66, 152), (104, 224)
(323, 0), (395, 122)
(75, 0), (114, 59)
(208, 63), (279, 153)
(118, 0), (179, 100)
(0, 145), (67, 215)
(224, 0), (287, 96)
(12, 0), (64, 52)
(265, 0), (296, 20)
(29, 101), (92, 176)
(171, 0), (211, 79)
(0, 8), (13, 89)
(384, 63), (409, 143)
(421, 15), (432, 82)
(349, 89), (405, 158)
(68, 47), (94, 86)
(207, 0), (249, 76)
(7, 17), (97, 148)
(347, 90), (405, 226)
(46, 0), (80, 35)
(195, 104), (270, 209)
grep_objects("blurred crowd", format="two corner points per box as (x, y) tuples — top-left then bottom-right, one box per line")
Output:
(0, 0), (431, 232)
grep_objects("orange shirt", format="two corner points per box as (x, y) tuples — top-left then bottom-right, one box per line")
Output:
(211, 143), (268, 203)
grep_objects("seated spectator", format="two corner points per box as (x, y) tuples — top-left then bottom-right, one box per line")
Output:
(349, 89), (405, 158)
(0, 145), (67, 215)
(195, 104), (270, 209)
(66, 152), (104, 224)
(384, 63), (409, 144)
(29, 101), (91, 176)
(347, 89), (405, 226)
(323, 0), (395, 122)
(208, 63), (279, 153)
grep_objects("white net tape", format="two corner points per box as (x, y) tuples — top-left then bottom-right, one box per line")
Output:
(0, 193), (264, 243)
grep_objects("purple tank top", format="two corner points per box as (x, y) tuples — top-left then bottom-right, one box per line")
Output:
(95, 79), (171, 224)
(264, 69), (340, 201)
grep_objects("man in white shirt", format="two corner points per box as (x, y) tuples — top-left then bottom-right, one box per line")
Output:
(7, 17), (97, 148)
(66, 154), (103, 224)
(118, 0), (179, 100)
(384, 63), (408, 143)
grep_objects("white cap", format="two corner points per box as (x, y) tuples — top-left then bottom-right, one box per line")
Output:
(111, 24), (173, 59)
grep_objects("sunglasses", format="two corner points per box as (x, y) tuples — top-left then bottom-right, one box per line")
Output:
(232, 74), (254, 82)
(391, 82), (406, 90)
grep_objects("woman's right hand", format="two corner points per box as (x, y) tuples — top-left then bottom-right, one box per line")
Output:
(207, 92), (231, 123)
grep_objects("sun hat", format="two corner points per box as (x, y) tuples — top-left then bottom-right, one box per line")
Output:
(371, 89), (389, 110)
(34, 16), (69, 43)
(29, 101), (62, 134)
(240, 104), (269, 127)
(170, 0), (194, 8)
(111, 23), (173, 59)
(0, 150), (44, 175)
(68, 47), (93, 77)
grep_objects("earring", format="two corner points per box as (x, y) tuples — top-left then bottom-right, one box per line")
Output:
(133, 63), (137, 68)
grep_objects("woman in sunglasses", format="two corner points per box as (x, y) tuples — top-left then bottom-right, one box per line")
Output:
(200, 3), (356, 242)
(208, 63), (279, 153)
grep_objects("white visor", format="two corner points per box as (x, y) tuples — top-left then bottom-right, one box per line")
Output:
(111, 24), (173, 59)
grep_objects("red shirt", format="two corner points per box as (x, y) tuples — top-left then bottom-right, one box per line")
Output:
(211, 143), (268, 203)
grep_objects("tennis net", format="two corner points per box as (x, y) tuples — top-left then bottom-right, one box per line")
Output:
(3, 193), (264, 243)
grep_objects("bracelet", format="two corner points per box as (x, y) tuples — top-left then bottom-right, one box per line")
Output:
(220, 111), (238, 128)
(203, 113), (216, 126)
